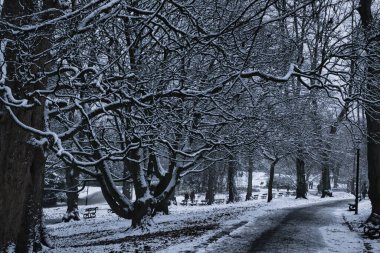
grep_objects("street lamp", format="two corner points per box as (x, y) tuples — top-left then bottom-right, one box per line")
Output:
(354, 135), (361, 215)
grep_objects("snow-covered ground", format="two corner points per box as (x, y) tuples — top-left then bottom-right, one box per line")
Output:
(41, 190), (378, 253)
(340, 198), (380, 252)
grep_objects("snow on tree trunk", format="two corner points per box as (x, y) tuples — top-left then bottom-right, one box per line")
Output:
(227, 156), (240, 203)
(296, 157), (307, 199)
(122, 159), (133, 199)
(63, 168), (80, 222)
(358, 0), (380, 215)
(0, 0), (60, 250)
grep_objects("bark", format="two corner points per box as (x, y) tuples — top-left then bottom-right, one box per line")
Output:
(321, 159), (332, 198)
(332, 167), (339, 188)
(267, 158), (279, 202)
(63, 168), (80, 221)
(227, 156), (240, 203)
(246, 157), (253, 201)
(366, 130), (380, 213)
(296, 157), (307, 199)
(152, 173), (173, 215)
(358, 0), (380, 215)
(0, 0), (59, 250)
(206, 167), (216, 205)
(122, 160), (133, 199)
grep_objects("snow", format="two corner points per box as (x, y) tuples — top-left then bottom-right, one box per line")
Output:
(340, 199), (380, 252)
(42, 190), (369, 253)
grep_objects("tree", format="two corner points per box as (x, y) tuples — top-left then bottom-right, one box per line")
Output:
(246, 156), (254, 200)
(358, 0), (380, 215)
(0, 0), (61, 251)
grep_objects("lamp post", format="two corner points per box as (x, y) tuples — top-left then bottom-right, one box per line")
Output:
(354, 136), (361, 215)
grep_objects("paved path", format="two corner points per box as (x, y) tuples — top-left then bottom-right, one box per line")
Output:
(248, 199), (359, 253)
(204, 199), (363, 253)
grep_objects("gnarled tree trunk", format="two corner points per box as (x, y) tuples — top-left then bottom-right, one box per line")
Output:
(0, 0), (60, 250)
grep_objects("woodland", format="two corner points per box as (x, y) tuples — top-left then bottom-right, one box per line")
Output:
(0, 0), (379, 252)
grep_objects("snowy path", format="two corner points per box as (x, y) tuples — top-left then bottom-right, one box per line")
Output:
(248, 200), (360, 252)
(202, 199), (364, 253)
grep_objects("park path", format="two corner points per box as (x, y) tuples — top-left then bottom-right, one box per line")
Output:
(248, 199), (362, 253)
(202, 198), (364, 253)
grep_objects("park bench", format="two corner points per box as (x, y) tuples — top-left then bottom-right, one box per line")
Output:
(180, 199), (188, 206)
(214, 199), (225, 204)
(285, 192), (290, 197)
(290, 192), (296, 196)
(278, 192), (283, 197)
(199, 200), (208, 205)
(253, 194), (259, 200)
(83, 207), (98, 219)
(364, 213), (380, 239)
(190, 200), (198, 206)
(261, 194), (267, 199)
(348, 203), (356, 211)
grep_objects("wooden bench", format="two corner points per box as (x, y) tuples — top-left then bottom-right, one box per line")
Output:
(348, 203), (356, 211)
(180, 199), (188, 206)
(190, 200), (198, 206)
(253, 194), (259, 200)
(285, 192), (290, 197)
(290, 192), (296, 196)
(214, 199), (225, 204)
(83, 207), (98, 219)
(278, 192), (283, 197)
(261, 194), (267, 199)
(199, 200), (208, 205)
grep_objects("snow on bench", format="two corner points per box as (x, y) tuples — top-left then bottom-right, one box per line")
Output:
(190, 200), (198, 206)
(199, 200), (208, 205)
(348, 203), (356, 211)
(83, 207), (98, 219)
(214, 199), (225, 204)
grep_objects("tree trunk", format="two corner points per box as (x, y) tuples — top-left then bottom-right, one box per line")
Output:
(246, 158), (253, 201)
(267, 158), (279, 202)
(63, 168), (80, 221)
(227, 156), (239, 203)
(0, 0), (59, 250)
(358, 0), (380, 215)
(332, 167), (339, 188)
(206, 167), (216, 205)
(321, 163), (332, 198)
(296, 157), (307, 199)
(122, 160), (133, 199)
